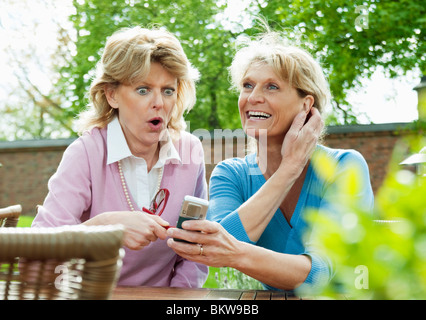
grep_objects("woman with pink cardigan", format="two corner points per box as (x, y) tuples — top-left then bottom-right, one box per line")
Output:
(32, 26), (208, 288)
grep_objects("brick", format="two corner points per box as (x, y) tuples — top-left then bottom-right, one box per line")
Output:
(0, 124), (419, 216)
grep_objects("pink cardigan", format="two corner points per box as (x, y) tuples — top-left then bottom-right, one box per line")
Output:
(32, 127), (208, 287)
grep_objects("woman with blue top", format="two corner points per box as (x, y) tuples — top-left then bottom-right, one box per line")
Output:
(167, 30), (374, 291)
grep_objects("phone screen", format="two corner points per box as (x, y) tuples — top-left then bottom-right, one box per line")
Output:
(186, 203), (201, 218)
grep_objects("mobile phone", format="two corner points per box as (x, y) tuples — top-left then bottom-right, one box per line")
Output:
(174, 195), (209, 243)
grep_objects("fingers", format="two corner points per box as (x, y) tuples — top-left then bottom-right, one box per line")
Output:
(166, 220), (221, 243)
(300, 108), (324, 153)
(178, 219), (220, 234)
(166, 226), (204, 245)
(149, 215), (170, 240)
(166, 221), (240, 268)
(305, 107), (324, 135)
(123, 212), (170, 250)
(164, 220), (209, 245)
(288, 110), (308, 135)
(125, 234), (152, 250)
(166, 238), (202, 257)
(284, 108), (323, 148)
(150, 214), (170, 228)
(166, 238), (214, 266)
(166, 238), (222, 267)
(281, 108), (324, 172)
(290, 107), (322, 135)
(124, 215), (222, 257)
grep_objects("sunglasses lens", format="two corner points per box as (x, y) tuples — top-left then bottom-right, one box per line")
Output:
(156, 190), (166, 203)
(152, 189), (169, 216)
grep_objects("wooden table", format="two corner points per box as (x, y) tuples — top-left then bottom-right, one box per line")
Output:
(111, 286), (302, 300)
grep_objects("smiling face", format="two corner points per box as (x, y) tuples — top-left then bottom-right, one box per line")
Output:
(105, 62), (178, 156)
(238, 62), (313, 142)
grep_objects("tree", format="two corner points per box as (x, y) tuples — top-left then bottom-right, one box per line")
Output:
(253, 0), (426, 124)
(0, 0), (75, 140)
(3, 0), (425, 140)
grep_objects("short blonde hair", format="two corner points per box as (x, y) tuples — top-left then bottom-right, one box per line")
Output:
(229, 32), (330, 113)
(76, 26), (199, 135)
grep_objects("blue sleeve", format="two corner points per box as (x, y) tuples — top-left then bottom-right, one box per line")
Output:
(207, 160), (255, 244)
(301, 252), (334, 291)
(344, 149), (375, 211)
(323, 149), (374, 213)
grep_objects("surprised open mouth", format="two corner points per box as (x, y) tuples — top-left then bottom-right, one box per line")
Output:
(148, 117), (163, 130)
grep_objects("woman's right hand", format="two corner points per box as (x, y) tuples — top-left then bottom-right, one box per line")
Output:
(84, 211), (169, 250)
(280, 107), (324, 173)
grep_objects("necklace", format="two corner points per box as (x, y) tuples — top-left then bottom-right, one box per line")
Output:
(117, 160), (164, 212)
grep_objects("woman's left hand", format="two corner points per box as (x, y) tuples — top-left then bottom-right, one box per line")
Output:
(166, 220), (242, 268)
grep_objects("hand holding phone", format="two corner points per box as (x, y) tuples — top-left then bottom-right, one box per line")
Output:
(174, 195), (209, 243)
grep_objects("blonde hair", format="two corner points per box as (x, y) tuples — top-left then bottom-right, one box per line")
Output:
(229, 32), (330, 113)
(76, 26), (199, 135)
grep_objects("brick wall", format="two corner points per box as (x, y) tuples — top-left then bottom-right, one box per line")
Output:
(0, 123), (414, 217)
(0, 139), (74, 217)
(323, 123), (411, 193)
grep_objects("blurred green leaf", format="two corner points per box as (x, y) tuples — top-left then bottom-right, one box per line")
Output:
(305, 136), (426, 299)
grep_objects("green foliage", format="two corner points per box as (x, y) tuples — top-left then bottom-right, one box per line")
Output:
(16, 215), (34, 228)
(62, 0), (425, 130)
(5, 0), (423, 139)
(305, 135), (426, 299)
(205, 267), (263, 290)
(256, 0), (426, 124)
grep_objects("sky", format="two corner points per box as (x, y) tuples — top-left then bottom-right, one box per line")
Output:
(0, 0), (421, 130)
(346, 68), (420, 124)
(0, 0), (74, 98)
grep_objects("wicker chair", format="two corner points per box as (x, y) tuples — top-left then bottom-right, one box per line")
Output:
(0, 204), (22, 227)
(0, 224), (124, 300)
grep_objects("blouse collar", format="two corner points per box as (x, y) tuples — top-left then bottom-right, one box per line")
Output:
(106, 116), (181, 166)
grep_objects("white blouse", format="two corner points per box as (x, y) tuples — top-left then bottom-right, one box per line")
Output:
(106, 117), (181, 210)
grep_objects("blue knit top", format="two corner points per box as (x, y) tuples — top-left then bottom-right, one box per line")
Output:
(207, 145), (374, 291)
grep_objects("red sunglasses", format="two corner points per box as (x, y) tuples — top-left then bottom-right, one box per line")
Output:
(142, 188), (170, 216)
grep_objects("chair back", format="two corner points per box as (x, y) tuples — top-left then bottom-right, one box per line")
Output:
(0, 224), (124, 300)
(0, 205), (22, 227)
